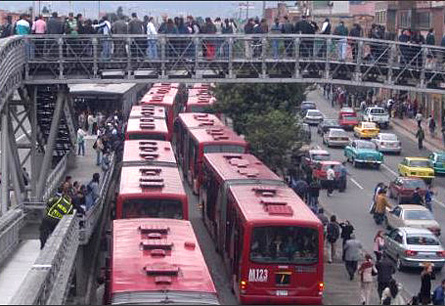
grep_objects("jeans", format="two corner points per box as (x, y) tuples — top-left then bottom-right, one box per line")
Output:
(77, 141), (85, 156)
(308, 195), (319, 211)
(96, 150), (102, 166)
(360, 282), (373, 305)
(101, 39), (111, 60)
(272, 39), (279, 58)
(146, 39), (158, 59)
(327, 240), (337, 262)
(338, 38), (347, 60)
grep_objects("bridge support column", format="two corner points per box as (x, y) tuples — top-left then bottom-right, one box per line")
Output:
(1, 103), (9, 214)
(36, 88), (66, 200)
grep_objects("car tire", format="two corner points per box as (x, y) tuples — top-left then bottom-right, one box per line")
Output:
(396, 257), (404, 272)
(375, 164), (380, 170)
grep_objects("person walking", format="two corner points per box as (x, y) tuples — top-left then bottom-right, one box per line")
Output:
(77, 127), (86, 156)
(326, 165), (336, 197)
(146, 16), (158, 59)
(425, 185), (435, 212)
(326, 215), (341, 263)
(93, 16), (112, 60)
(432, 279), (445, 305)
(308, 179), (321, 213)
(270, 18), (282, 59)
(412, 187), (425, 206)
(1, 15), (13, 38)
(340, 220), (354, 260)
(111, 15), (128, 58)
(87, 112), (94, 135)
(333, 20), (348, 61)
(416, 127), (425, 150)
(373, 230), (385, 262)
(85, 173), (100, 210)
(93, 135), (104, 166)
(317, 207), (329, 237)
(381, 278), (405, 305)
(416, 111), (424, 128)
(376, 253), (396, 299)
(338, 161), (348, 192)
(419, 263), (435, 305)
(128, 12), (145, 57)
(428, 115), (437, 137)
(358, 254), (377, 305)
(374, 187), (392, 225)
(343, 233), (362, 281)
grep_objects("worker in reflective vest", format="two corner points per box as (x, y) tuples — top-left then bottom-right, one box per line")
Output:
(39, 185), (74, 249)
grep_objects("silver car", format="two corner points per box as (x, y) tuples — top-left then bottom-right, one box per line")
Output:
(371, 133), (402, 154)
(323, 128), (350, 147)
(304, 109), (324, 126)
(384, 227), (445, 271)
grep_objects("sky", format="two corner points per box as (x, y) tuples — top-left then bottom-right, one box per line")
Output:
(0, 1), (278, 19)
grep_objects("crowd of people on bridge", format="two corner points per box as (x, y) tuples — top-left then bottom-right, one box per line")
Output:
(1, 11), (445, 65)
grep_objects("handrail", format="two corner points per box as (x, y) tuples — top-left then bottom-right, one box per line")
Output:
(42, 154), (68, 203)
(0, 209), (25, 266)
(9, 212), (79, 305)
(79, 153), (115, 244)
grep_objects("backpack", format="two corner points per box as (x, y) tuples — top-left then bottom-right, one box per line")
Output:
(327, 222), (340, 243)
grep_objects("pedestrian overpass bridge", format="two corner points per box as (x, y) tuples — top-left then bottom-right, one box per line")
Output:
(0, 33), (445, 304)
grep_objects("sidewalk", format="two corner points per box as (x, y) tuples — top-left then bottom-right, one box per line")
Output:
(391, 116), (444, 152)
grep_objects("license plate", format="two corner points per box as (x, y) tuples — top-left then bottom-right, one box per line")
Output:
(276, 290), (288, 296)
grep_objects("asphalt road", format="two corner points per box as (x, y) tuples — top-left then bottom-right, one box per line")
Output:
(307, 89), (445, 296)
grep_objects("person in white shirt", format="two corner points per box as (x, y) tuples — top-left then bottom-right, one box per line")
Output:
(326, 165), (336, 197)
(146, 17), (158, 59)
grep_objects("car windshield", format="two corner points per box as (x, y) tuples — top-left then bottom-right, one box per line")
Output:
(362, 122), (377, 129)
(323, 119), (338, 126)
(307, 110), (322, 116)
(357, 141), (376, 150)
(250, 226), (319, 264)
(301, 102), (316, 109)
(370, 108), (387, 115)
(343, 115), (357, 121)
(436, 154), (445, 162)
(404, 210), (434, 220)
(312, 153), (330, 161)
(406, 234), (439, 245)
(381, 134), (398, 141)
(330, 130), (347, 137)
(409, 160), (431, 168)
(403, 180), (426, 189)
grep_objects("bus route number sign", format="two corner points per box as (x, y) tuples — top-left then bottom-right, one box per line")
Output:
(248, 268), (268, 282)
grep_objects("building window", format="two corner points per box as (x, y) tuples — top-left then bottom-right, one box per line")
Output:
(399, 11), (411, 28)
(416, 11), (431, 29)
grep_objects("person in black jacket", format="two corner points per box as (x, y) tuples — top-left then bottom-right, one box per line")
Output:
(318, 18), (331, 58)
(349, 23), (362, 61)
(308, 180), (321, 212)
(294, 15), (313, 57)
(281, 16), (294, 57)
(376, 253), (396, 299)
(1, 15), (13, 38)
(339, 220), (354, 260)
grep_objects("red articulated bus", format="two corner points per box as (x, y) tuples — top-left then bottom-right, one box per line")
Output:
(184, 126), (248, 194)
(141, 86), (181, 134)
(107, 218), (219, 305)
(191, 83), (214, 90)
(152, 82), (180, 89)
(173, 113), (225, 164)
(122, 140), (177, 168)
(185, 95), (216, 113)
(225, 184), (324, 304)
(200, 153), (286, 239)
(129, 105), (166, 120)
(125, 116), (170, 141)
(116, 165), (188, 220)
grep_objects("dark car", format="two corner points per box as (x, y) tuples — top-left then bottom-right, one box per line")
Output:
(317, 118), (342, 135)
(299, 101), (317, 116)
(388, 177), (427, 204)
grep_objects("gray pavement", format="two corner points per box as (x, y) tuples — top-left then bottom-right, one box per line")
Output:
(308, 88), (445, 299)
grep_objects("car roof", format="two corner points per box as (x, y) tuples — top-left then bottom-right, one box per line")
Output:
(354, 139), (374, 144)
(397, 227), (437, 235)
(397, 176), (425, 182)
(309, 149), (330, 154)
(405, 157), (429, 161)
(397, 204), (430, 211)
(307, 109), (321, 113)
(367, 106), (385, 110)
(302, 101), (315, 104)
(319, 160), (342, 165)
(328, 128), (346, 133)
(340, 107), (355, 112)
(378, 133), (397, 137)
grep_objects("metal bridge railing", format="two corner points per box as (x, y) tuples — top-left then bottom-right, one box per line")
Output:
(0, 208), (25, 266)
(9, 212), (79, 305)
(19, 34), (445, 92)
(79, 152), (115, 245)
(42, 153), (68, 203)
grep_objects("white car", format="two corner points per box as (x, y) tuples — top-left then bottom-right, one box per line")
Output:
(323, 128), (350, 147)
(303, 109), (324, 125)
(385, 204), (441, 236)
(363, 107), (390, 128)
(371, 133), (402, 154)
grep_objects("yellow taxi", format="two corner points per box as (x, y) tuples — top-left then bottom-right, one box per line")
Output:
(398, 157), (435, 183)
(353, 122), (380, 139)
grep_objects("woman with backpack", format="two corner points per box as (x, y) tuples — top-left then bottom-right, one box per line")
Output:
(326, 215), (340, 263)
(358, 254), (377, 305)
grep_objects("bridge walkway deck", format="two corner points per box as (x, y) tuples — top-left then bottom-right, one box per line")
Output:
(0, 137), (102, 304)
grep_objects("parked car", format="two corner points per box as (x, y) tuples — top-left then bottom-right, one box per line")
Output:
(388, 177), (427, 204)
(371, 133), (402, 154)
(300, 148), (331, 174)
(323, 128), (350, 147)
(362, 106), (390, 128)
(344, 139), (384, 169)
(385, 205), (440, 236)
(398, 157), (435, 183)
(339, 107), (359, 130)
(317, 118), (342, 135)
(353, 122), (380, 139)
(312, 160), (344, 189)
(383, 227), (445, 271)
(299, 101), (317, 116)
(303, 109), (324, 125)
(428, 151), (445, 175)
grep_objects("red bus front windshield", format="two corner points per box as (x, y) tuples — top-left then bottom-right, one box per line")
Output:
(122, 199), (183, 219)
(250, 226), (319, 264)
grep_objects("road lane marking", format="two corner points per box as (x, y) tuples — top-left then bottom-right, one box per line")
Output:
(382, 164), (398, 177)
(350, 177), (364, 190)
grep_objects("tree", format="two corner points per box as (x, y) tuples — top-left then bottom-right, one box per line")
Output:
(244, 110), (302, 174)
(212, 83), (307, 135)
